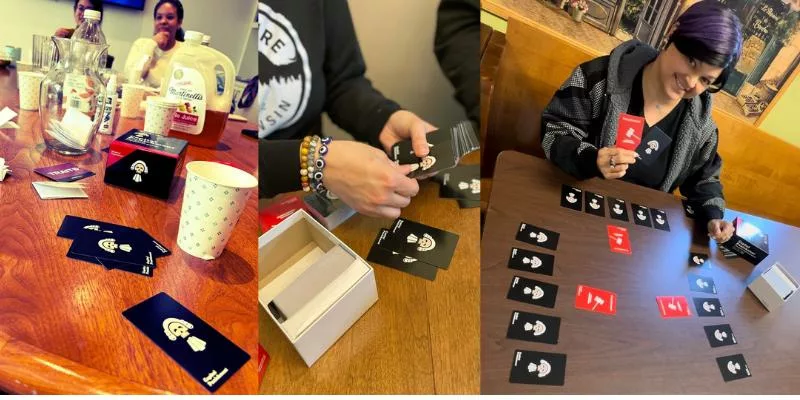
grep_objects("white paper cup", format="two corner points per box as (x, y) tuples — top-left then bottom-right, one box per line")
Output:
(18, 71), (45, 111)
(144, 96), (179, 135)
(177, 161), (258, 260)
(120, 83), (155, 119)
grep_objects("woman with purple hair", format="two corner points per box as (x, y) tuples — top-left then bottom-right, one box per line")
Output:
(541, 0), (742, 243)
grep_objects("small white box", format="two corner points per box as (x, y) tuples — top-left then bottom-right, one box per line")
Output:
(258, 209), (378, 366)
(747, 262), (798, 312)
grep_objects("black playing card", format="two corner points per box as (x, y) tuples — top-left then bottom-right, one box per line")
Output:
(68, 229), (156, 268)
(704, 324), (737, 348)
(508, 247), (555, 276)
(682, 199), (698, 219)
(67, 250), (155, 276)
(515, 223), (559, 250)
(122, 292), (250, 392)
(637, 126), (672, 166)
(650, 208), (670, 232)
(509, 350), (567, 386)
(457, 199), (480, 209)
(688, 274), (717, 294)
(390, 128), (452, 164)
(584, 192), (606, 217)
(689, 252), (709, 267)
(560, 185), (582, 211)
(440, 164), (480, 201)
(506, 275), (558, 308)
(631, 204), (652, 228)
(506, 310), (560, 344)
(716, 354), (751, 382)
(408, 142), (458, 178)
(366, 229), (438, 281)
(58, 215), (171, 258)
(607, 197), (629, 222)
(693, 297), (725, 317)
(381, 218), (459, 268)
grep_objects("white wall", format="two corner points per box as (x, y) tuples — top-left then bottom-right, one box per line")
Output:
(323, 0), (468, 139)
(0, 0), (257, 74)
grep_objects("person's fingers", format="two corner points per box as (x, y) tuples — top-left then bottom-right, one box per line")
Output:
(410, 121), (430, 157)
(391, 164), (420, 197)
(606, 170), (626, 179)
(375, 205), (402, 220)
(384, 192), (412, 209)
(615, 153), (637, 164)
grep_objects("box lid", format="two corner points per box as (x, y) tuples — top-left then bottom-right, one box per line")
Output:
(115, 129), (189, 156)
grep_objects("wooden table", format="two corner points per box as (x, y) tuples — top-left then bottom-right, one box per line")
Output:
(260, 154), (481, 394)
(0, 67), (258, 394)
(481, 151), (800, 394)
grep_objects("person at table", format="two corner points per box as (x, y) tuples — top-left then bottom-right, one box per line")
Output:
(260, 0), (436, 219)
(54, 0), (104, 39)
(123, 0), (185, 88)
(541, 0), (741, 243)
(434, 0), (479, 125)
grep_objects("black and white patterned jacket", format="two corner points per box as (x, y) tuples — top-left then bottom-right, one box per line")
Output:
(541, 40), (725, 220)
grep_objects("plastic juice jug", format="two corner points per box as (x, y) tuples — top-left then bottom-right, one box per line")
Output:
(160, 31), (235, 148)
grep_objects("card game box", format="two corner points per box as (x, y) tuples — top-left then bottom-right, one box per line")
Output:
(258, 210), (378, 367)
(747, 262), (798, 312)
(721, 217), (769, 265)
(104, 129), (189, 199)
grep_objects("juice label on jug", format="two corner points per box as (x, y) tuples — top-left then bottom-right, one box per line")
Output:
(62, 72), (95, 113)
(165, 66), (206, 135)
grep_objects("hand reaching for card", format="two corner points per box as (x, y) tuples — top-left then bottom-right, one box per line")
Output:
(323, 140), (419, 219)
(378, 110), (437, 157)
(707, 219), (734, 243)
(596, 147), (638, 179)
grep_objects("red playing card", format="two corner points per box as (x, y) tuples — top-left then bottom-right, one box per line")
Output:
(616, 113), (645, 151)
(258, 344), (270, 383)
(575, 284), (618, 315)
(607, 225), (632, 254)
(656, 296), (692, 318)
(260, 195), (308, 233)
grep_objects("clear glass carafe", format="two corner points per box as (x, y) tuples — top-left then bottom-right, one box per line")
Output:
(39, 37), (108, 155)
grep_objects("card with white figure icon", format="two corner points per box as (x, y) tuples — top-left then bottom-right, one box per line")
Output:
(689, 252), (709, 267)
(382, 218), (459, 268)
(67, 229), (156, 268)
(439, 164), (480, 201)
(516, 223), (559, 250)
(656, 296), (692, 318)
(607, 225), (631, 255)
(574, 285), (617, 315)
(616, 113), (644, 151)
(506, 310), (560, 344)
(560, 185), (583, 211)
(688, 274), (717, 294)
(58, 215), (171, 258)
(584, 191), (606, 217)
(390, 128), (452, 164)
(650, 208), (670, 231)
(637, 126), (672, 166)
(508, 248), (555, 276)
(704, 324), (737, 348)
(682, 199), (698, 219)
(693, 297), (725, 317)
(716, 354), (751, 382)
(366, 229), (438, 281)
(506, 276), (558, 308)
(122, 292), (250, 392)
(631, 204), (652, 228)
(607, 197), (629, 222)
(509, 349), (567, 386)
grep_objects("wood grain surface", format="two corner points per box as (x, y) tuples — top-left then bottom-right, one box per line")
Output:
(481, 151), (800, 394)
(260, 154), (480, 394)
(0, 68), (258, 394)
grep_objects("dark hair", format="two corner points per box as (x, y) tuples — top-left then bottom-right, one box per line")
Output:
(154, 0), (185, 42)
(74, 0), (104, 21)
(667, 1), (743, 92)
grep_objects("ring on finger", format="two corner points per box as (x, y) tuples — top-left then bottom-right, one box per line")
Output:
(609, 156), (616, 168)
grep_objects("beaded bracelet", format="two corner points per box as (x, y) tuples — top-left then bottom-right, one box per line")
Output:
(311, 137), (337, 200)
(299, 136), (313, 192)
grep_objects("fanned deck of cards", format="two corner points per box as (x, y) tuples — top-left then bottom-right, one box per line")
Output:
(58, 215), (171, 277)
(390, 120), (479, 179)
(122, 292), (250, 392)
(366, 218), (459, 280)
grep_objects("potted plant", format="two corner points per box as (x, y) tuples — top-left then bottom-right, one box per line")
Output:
(570, 0), (589, 22)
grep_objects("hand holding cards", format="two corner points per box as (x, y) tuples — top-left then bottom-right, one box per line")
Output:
(615, 113), (644, 151)
(390, 120), (479, 178)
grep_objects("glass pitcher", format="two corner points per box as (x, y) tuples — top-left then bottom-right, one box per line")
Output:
(39, 37), (108, 155)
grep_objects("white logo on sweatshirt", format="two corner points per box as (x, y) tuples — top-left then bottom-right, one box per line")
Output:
(259, 3), (311, 138)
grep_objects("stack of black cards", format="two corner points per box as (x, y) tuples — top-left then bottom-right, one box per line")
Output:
(390, 120), (479, 179)
(123, 292), (250, 392)
(561, 184), (671, 231)
(436, 164), (480, 208)
(58, 215), (170, 277)
(366, 218), (460, 281)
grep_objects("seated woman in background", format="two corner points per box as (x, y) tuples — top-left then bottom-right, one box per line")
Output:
(123, 0), (185, 88)
(541, 0), (742, 243)
(54, 0), (104, 39)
